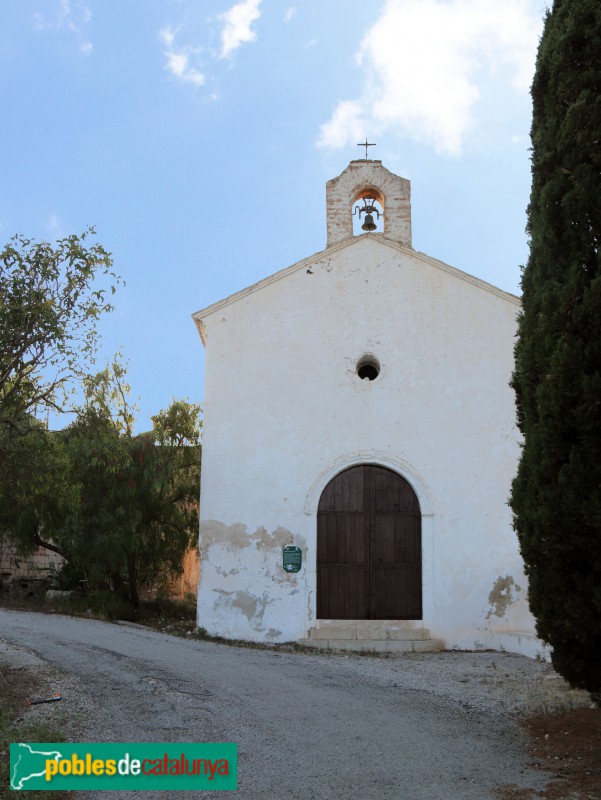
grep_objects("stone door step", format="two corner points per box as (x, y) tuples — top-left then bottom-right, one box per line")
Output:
(297, 637), (444, 654)
(299, 621), (444, 653)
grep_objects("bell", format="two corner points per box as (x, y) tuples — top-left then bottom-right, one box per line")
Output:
(361, 213), (377, 232)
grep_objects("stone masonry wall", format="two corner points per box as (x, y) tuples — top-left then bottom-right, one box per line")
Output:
(326, 160), (412, 248)
(0, 537), (63, 584)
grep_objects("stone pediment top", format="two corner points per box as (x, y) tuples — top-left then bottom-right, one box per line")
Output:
(326, 160), (412, 247)
(191, 235), (520, 345)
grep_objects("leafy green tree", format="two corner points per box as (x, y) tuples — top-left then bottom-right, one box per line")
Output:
(0, 419), (75, 561)
(0, 354), (201, 607)
(511, 0), (601, 698)
(66, 377), (201, 606)
(61, 403), (135, 594)
(0, 229), (120, 438)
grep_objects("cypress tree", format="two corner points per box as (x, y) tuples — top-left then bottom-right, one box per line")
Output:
(511, 0), (601, 697)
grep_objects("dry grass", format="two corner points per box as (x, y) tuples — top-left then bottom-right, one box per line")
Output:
(0, 661), (68, 799)
(523, 673), (592, 716)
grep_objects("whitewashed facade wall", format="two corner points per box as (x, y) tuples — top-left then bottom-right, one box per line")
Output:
(193, 162), (542, 658)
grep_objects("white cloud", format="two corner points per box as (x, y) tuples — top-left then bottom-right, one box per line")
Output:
(317, 0), (543, 156)
(33, 0), (93, 55)
(284, 7), (297, 23)
(160, 26), (176, 48)
(219, 0), (262, 59)
(160, 26), (205, 87)
(46, 213), (65, 239)
(318, 101), (366, 149)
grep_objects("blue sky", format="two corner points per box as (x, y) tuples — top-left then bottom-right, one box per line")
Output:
(1, 0), (548, 432)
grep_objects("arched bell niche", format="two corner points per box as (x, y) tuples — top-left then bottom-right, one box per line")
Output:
(325, 161), (411, 247)
(352, 187), (385, 236)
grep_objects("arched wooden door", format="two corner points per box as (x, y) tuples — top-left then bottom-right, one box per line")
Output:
(317, 465), (422, 620)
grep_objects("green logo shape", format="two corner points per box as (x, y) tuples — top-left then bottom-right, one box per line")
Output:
(10, 742), (237, 791)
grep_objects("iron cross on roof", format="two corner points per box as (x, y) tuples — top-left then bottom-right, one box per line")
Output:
(357, 139), (376, 159)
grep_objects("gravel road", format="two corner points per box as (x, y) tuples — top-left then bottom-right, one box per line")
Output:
(0, 609), (559, 799)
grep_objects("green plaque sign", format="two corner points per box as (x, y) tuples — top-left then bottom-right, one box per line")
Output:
(282, 545), (302, 573)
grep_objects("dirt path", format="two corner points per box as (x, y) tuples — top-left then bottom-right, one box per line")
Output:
(0, 609), (575, 799)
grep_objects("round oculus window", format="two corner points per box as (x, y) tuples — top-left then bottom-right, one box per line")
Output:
(356, 355), (380, 381)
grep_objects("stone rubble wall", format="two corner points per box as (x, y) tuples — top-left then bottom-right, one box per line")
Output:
(0, 537), (63, 584)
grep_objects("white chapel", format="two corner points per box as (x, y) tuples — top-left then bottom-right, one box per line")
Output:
(192, 158), (543, 658)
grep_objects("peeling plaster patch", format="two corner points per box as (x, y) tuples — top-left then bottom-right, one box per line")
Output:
(200, 520), (298, 556)
(272, 562), (302, 587)
(265, 628), (282, 640)
(487, 575), (515, 619)
(228, 590), (273, 630)
(215, 566), (240, 577)
(199, 521), (250, 557)
(201, 518), (304, 633)
(250, 525), (297, 550)
(231, 591), (259, 621)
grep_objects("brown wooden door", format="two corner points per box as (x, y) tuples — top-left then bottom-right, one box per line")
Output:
(317, 465), (422, 620)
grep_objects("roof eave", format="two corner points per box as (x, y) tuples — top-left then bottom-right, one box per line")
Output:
(191, 235), (520, 345)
